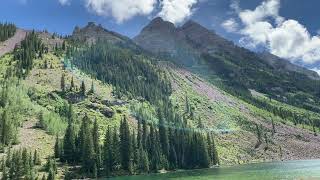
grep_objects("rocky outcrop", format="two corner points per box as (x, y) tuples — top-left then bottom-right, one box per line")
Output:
(134, 17), (319, 80)
(259, 52), (320, 80)
(71, 22), (130, 45)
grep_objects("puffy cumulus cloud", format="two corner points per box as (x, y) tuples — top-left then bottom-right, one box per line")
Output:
(225, 0), (320, 64)
(158, 0), (198, 24)
(221, 18), (238, 32)
(238, 0), (284, 25)
(57, 0), (199, 25)
(58, 0), (71, 6)
(85, 0), (157, 23)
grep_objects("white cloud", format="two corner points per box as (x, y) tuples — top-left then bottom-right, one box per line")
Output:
(311, 68), (320, 75)
(59, 0), (71, 6)
(85, 0), (157, 23)
(227, 0), (320, 64)
(158, 0), (198, 24)
(221, 18), (238, 32)
(57, 0), (199, 24)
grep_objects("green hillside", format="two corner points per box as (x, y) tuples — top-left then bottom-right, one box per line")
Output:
(0, 22), (320, 179)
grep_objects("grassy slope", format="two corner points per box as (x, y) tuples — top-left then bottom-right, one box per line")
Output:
(164, 62), (320, 164)
(0, 51), (140, 178)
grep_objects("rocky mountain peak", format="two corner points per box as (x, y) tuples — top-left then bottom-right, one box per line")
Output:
(141, 17), (176, 34)
(71, 22), (129, 45)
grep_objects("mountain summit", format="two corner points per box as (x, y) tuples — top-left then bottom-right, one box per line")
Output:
(135, 17), (319, 80)
(72, 22), (130, 44)
(135, 18), (320, 110)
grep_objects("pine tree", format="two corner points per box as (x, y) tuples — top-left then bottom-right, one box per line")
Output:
(2, 157), (8, 180)
(70, 76), (74, 91)
(207, 133), (219, 165)
(63, 118), (76, 163)
(132, 130), (138, 171)
(137, 119), (142, 148)
(67, 103), (74, 123)
(79, 114), (95, 173)
(80, 81), (86, 96)
(62, 41), (66, 51)
(148, 124), (161, 171)
(137, 146), (149, 173)
(158, 109), (169, 157)
(112, 127), (120, 170)
(93, 118), (101, 171)
(142, 118), (147, 150)
(0, 110), (8, 145)
(90, 80), (95, 94)
(54, 135), (61, 158)
(120, 117), (131, 171)
(198, 133), (210, 168)
(168, 144), (177, 170)
(104, 126), (113, 176)
(33, 149), (41, 165)
(61, 73), (65, 93)
(38, 111), (45, 129)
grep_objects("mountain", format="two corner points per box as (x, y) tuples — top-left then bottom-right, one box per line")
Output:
(134, 18), (263, 66)
(135, 18), (320, 112)
(2, 20), (320, 179)
(258, 51), (320, 80)
(135, 17), (319, 79)
(71, 22), (129, 44)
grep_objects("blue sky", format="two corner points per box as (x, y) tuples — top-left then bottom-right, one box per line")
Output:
(1, 0), (320, 70)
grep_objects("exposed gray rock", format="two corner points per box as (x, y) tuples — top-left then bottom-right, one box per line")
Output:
(258, 52), (320, 80)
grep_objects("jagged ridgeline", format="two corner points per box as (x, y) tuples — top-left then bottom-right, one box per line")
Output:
(66, 41), (172, 104)
(0, 23), (16, 42)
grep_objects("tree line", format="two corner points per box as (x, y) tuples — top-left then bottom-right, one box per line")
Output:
(14, 31), (46, 77)
(66, 41), (172, 104)
(0, 148), (41, 179)
(54, 102), (219, 178)
(0, 23), (16, 42)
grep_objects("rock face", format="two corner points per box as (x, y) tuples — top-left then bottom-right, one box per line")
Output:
(258, 52), (320, 80)
(134, 18), (256, 67)
(71, 22), (130, 45)
(134, 17), (177, 55)
(134, 17), (320, 79)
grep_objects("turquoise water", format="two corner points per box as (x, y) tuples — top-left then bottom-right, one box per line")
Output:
(110, 160), (320, 180)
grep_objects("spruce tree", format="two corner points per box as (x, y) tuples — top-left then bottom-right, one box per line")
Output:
(142, 118), (147, 150)
(104, 126), (113, 176)
(33, 149), (41, 165)
(79, 114), (95, 173)
(63, 118), (76, 163)
(158, 110), (169, 157)
(80, 81), (86, 96)
(168, 145), (177, 170)
(70, 76), (74, 91)
(120, 117), (131, 171)
(112, 127), (120, 169)
(61, 73), (65, 93)
(54, 135), (61, 158)
(92, 118), (101, 171)
(90, 80), (95, 94)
